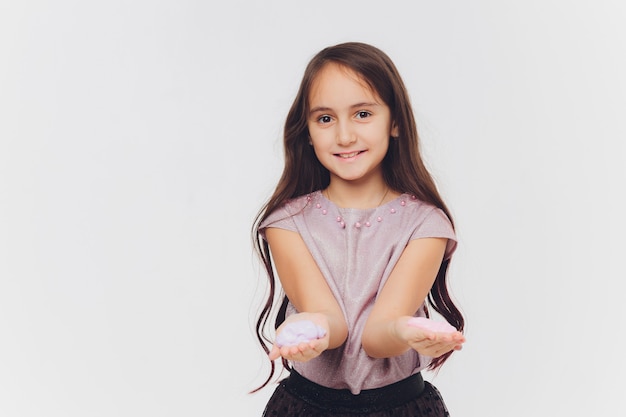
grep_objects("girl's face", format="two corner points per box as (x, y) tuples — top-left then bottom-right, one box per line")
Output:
(307, 63), (397, 186)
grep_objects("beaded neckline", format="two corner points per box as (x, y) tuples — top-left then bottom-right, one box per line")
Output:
(307, 190), (417, 229)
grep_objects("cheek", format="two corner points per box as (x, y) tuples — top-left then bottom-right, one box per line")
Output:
(311, 141), (330, 159)
(309, 130), (333, 149)
(311, 146), (332, 169)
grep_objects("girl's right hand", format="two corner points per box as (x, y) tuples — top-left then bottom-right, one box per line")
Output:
(269, 312), (330, 362)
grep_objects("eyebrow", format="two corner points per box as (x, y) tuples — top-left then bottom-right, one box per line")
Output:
(309, 102), (381, 115)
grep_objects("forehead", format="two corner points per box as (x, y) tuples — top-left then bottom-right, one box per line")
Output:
(308, 63), (379, 106)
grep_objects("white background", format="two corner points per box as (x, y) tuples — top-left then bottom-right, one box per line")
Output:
(1, 1), (625, 416)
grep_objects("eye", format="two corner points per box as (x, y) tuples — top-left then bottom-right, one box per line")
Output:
(317, 115), (333, 124)
(355, 111), (372, 119)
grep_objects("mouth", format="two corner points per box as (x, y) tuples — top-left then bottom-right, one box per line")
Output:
(335, 151), (365, 159)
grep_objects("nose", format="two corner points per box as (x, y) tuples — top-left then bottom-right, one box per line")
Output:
(336, 121), (356, 146)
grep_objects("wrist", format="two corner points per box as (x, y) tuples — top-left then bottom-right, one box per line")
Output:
(362, 316), (411, 358)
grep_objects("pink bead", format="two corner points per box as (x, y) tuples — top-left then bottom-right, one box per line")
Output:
(336, 216), (342, 222)
(400, 200), (406, 206)
(377, 216), (382, 222)
(339, 221), (345, 228)
(365, 222), (371, 227)
(322, 209), (327, 215)
(355, 222), (361, 228)
(411, 195), (417, 200)
(316, 203), (321, 208)
(390, 208), (396, 214)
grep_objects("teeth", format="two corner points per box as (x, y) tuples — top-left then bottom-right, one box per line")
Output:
(339, 151), (359, 158)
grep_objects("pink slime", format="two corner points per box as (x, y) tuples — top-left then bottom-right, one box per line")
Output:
(407, 317), (457, 333)
(275, 320), (327, 347)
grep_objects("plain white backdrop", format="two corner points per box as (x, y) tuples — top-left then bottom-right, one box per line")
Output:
(1, 1), (625, 416)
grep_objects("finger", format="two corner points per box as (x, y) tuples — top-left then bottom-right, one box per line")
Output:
(436, 341), (463, 356)
(434, 333), (456, 343)
(450, 331), (465, 341)
(423, 331), (437, 341)
(416, 338), (444, 350)
(311, 341), (326, 354)
(290, 345), (315, 362)
(274, 345), (295, 360)
(416, 339), (456, 355)
(268, 345), (281, 361)
(427, 345), (451, 358)
(407, 331), (434, 344)
(288, 345), (301, 357)
(299, 342), (320, 358)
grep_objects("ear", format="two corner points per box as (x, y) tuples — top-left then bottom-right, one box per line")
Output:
(390, 123), (399, 138)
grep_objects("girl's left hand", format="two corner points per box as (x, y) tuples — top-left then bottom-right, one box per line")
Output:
(269, 312), (330, 362)
(395, 316), (465, 358)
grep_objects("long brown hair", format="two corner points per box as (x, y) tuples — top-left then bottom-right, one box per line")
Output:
(251, 42), (464, 392)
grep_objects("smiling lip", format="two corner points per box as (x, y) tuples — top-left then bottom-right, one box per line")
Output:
(335, 150), (365, 159)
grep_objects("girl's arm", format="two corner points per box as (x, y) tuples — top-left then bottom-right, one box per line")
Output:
(361, 238), (465, 358)
(265, 227), (348, 361)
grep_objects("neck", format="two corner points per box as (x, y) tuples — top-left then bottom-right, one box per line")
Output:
(325, 178), (393, 209)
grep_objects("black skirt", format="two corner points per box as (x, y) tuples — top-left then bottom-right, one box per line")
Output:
(262, 370), (450, 417)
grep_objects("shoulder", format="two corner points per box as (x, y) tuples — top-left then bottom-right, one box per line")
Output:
(400, 195), (457, 258)
(258, 191), (320, 237)
(395, 194), (450, 224)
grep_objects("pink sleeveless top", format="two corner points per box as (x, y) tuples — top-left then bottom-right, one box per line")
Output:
(260, 190), (456, 394)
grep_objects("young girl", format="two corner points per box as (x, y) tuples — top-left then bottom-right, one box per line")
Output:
(252, 42), (466, 417)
